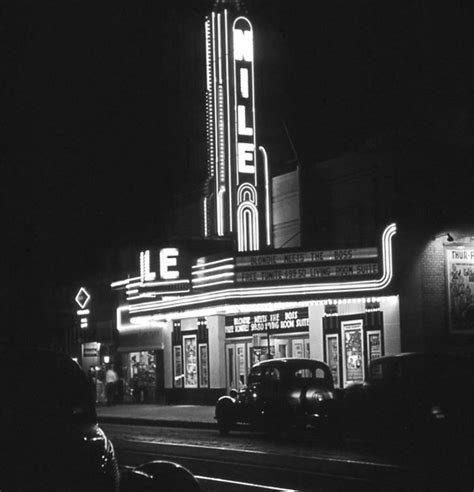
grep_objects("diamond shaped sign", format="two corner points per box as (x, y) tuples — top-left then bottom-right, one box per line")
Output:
(75, 287), (91, 309)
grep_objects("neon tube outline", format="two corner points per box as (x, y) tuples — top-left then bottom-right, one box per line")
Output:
(127, 224), (396, 314)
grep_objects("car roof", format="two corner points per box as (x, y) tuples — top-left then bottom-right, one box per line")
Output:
(370, 351), (471, 363)
(252, 358), (329, 369)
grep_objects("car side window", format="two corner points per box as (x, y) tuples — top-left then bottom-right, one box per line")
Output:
(266, 367), (280, 381)
(248, 367), (264, 384)
(294, 368), (312, 379)
(315, 368), (326, 380)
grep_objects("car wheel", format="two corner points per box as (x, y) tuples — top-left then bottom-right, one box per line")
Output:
(217, 417), (232, 435)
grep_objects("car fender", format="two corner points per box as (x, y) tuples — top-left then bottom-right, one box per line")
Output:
(215, 395), (237, 420)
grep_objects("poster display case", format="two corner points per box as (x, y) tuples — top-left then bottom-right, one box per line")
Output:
(342, 320), (364, 387)
(183, 335), (198, 388)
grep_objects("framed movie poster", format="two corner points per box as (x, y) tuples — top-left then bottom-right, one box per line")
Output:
(183, 335), (198, 388)
(366, 330), (382, 362)
(446, 248), (474, 333)
(198, 343), (209, 388)
(325, 334), (340, 388)
(173, 346), (183, 388)
(342, 320), (364, 387)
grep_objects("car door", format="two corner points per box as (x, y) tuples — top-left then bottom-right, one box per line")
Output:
(258, 366), (286, 423)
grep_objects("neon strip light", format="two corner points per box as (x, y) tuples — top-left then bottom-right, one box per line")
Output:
(192, 279), (235, 289)
(259, 146), (271, 246)
(237, 201), (259, 251)
(192, 272), (235, 284)
(225, 9), (233, 232)
(127, 289), (191, 301)
(205, 19), (211, 92)
(203, 197), (208, 237)
(192, 264), (234, 275)
(237, 183), (257, 203)
(217, 187), (225, 235)
(217, 13), (222, 84)
(117, 295), (398, 332)
(192, 257), (234, 269)
(249, 18), (257, 189)
(137, 279), (189, 287)
(127, 224), (396, 314)
(130, 316), (167, 328)
(126, 280), (189, 290)
(127, 294), (157, 301)
(111, 277), (141, 288)
(211, 12), (221, 236)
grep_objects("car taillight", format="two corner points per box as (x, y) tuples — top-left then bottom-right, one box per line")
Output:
(306, 389), (334, 402)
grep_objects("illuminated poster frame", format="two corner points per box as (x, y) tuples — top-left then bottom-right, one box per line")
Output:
(173, 346), (183, 388)
(325, 334), (340, 388)
(342, 320), (364, 387)
(366, 330), (382, 362)
(198, 343), (209, 388)
(183, 335), (198, 388)
(446, 247), (474, 333)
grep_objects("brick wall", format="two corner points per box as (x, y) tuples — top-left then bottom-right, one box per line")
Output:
(420, 238), (448, 350)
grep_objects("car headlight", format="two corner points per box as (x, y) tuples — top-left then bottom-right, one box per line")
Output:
(430, 405), (446, 420)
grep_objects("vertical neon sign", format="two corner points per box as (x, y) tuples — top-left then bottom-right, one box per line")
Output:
(233, 17), (259, 251)
(203, 5), (270, 251)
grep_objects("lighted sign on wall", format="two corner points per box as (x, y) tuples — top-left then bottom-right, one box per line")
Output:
(446, 247), (474, 333)
(75, 287), (91, 329)
(111, 248), (189, 303)
(225, 308), (309, 337)
(203, 6), (270, 251)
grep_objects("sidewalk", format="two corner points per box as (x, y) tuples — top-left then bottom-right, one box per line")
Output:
(97, 403), (217, 429)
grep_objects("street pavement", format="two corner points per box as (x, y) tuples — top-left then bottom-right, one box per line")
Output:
(97, 403), (216, 429)
(97, 403), (474, 489)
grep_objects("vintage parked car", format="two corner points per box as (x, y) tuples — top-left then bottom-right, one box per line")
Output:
(341, 352), (474, 444)
(215, 358), (341, 436)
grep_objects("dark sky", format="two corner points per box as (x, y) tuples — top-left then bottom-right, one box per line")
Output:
(4, 1), (473, 309)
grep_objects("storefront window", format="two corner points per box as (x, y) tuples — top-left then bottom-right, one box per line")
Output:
(126, 351), (157, 403)
(183, 335), (198, 388)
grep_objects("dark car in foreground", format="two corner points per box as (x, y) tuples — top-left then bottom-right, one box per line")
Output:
(0, 345), (200, 491)
(342, 352), (474, 445)
(0, 345), (119, 491)
(215, 358), (341, 436)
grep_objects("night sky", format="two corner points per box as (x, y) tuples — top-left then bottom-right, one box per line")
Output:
(5, 1), (473, 330)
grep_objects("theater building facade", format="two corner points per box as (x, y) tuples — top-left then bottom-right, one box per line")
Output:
(106, 2), (401, 404)
(110, 224), (400, 403)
